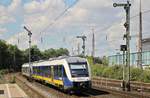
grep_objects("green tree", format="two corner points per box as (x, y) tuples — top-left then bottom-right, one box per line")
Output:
(56, 48), (69, 57)
(0, 40), (10, 69)
(0, 40), (70, 71)
(24, 45), (42, 62)
(42, 48), (69, 59)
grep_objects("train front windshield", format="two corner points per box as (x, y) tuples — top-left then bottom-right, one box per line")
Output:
(69, 63), (89, 77)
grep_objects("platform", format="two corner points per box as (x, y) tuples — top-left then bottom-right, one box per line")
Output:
(0, 84), (28, 98)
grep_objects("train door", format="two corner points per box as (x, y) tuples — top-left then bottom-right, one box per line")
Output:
(51, 66), (54, 82)
(54, 65), (63, 80)
(59, 65), (63, 80)
(62, 66), (66, 80)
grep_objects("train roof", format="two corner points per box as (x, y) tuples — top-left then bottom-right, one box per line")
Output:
(48, 56), (87, 63)
(22, 56), (87, 67)
(65, 56), (87, 63)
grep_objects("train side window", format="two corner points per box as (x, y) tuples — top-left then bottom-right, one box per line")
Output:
(35, 67), (37, 75)
(43, 66), (51, 77)
(49, 66), (51, 77)
(37, 66), (40, 75)
(42, 66), (46, 76)
(40, 66), (44, 76)
(54, 66), (58, 77)
(33, 67), (36, 74)
(34, 67), (38, 75)
(33, 67), (34, 74)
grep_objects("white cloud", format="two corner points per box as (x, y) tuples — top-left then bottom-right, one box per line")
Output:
(22, 0), (136, 54)
(8, 0), (21, 13)
(24, 0), (51, 13)
(7, 31), (34, 49)
(0, 27), (7, 34)
(23, 0), (66, 31)
(0, 0), (21, 25)
(56, 0), (114, 28)
(0, 6), (15, 24)
(8, 0), (114, 49)
(4, 0), (150, 57)
(23, 15), (50, 32)
(107, 20), (126, 49)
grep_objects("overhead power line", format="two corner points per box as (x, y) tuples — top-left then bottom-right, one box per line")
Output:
(97, 9), (150, 35)
(131, 9), (150, 19)
(40, 0), (79, 33)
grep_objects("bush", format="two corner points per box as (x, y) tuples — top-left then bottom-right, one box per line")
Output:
(0, 69), (9, 75)
(87, 56), (93, 65)
(111, 65), (122, 79)
(102, 66), (113, 78)
(91, 64), (106, 76)
(90, 63), (150, 83)
(130, 67), (142, 81)
(141, 70), (150, 83)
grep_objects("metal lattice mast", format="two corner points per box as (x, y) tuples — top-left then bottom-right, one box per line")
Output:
(92, 28), (95, 57)
(76, 35), (87, 56)
(138, 0), (143, 69)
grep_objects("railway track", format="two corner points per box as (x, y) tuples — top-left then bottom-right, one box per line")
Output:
(92, 77), (150, 91)
(12, 73), (150, 98)
(14, 74), (120, 98)
(92, 77), (150, 98)
(15, 75), (74, 98)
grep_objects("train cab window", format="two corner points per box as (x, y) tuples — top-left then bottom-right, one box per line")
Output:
(69, 63), (89, 77)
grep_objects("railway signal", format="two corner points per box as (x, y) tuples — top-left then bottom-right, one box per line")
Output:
(120, 45), (127, 91)
(24, 26), (32, 81)
(113, 0), (131, 91)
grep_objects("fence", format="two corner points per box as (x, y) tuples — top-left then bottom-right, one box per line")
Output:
(108, 51), (150, 66)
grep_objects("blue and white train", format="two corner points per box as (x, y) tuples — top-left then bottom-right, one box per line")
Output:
(22, 56), (92, 91)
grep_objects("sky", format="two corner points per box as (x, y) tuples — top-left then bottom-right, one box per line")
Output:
(0, 0), (150, 57)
